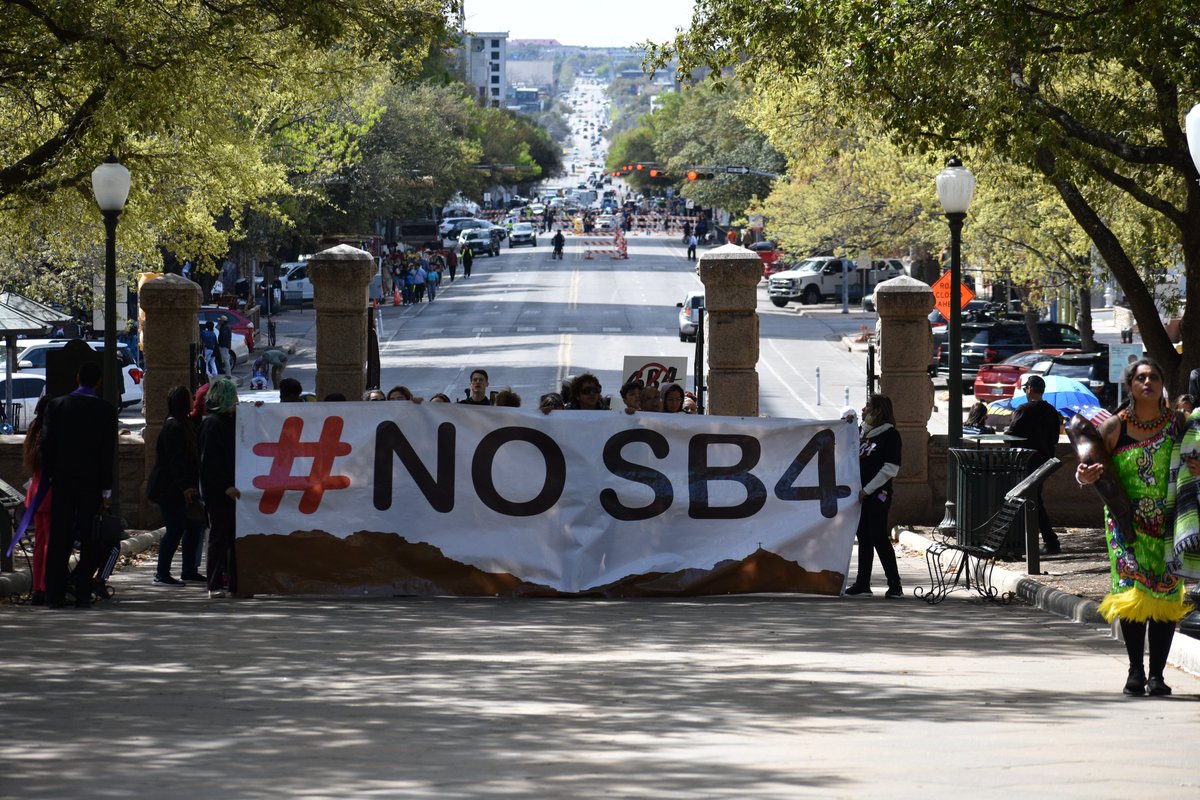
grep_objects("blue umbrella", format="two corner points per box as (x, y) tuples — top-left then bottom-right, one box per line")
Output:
(1012, 375), (1098, 417)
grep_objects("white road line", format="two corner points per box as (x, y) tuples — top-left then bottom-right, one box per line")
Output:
(472, 327), (492, 333)
(602, 327), (622, 332)
(517, 326), (536, 332)
(558, 327), (578, 332)
(758, 352), (822, 417)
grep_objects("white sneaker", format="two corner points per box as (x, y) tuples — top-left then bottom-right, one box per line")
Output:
(208, 589), (227, 599)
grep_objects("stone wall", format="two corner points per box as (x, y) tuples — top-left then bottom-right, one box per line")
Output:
(0, 435), (155, 529)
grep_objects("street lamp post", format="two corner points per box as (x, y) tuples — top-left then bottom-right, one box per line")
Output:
(1178, 104), (1200, 638)
(91, 155), (131, 515)
(935, 157), (976, 534)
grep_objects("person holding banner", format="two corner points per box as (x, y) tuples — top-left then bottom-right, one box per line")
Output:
(200, 379), (241, 599)
(567, 373), (607, 410)
(845, 394), (903, 598)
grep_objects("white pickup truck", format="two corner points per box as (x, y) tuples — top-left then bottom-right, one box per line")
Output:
(767, 256), (904, 307)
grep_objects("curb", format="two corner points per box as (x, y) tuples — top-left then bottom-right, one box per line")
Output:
(0, 527), (165, 598)
(839, 335), (872, 352)
(897, 529), (1200, 676)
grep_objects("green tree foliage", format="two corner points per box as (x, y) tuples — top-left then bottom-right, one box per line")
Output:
(649, 1), (1200, 388)
(0, 0), (452, 305)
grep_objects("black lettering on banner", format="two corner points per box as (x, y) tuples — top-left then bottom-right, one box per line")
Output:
(600, 429), (674, 521)
(373, 421), (456, 513)
(687, 434), (767, 519)
(773, 428), (852, 518)
(473, 427), (565, 516)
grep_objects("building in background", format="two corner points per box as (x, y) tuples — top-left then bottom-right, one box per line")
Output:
(461, 31), (508, 107)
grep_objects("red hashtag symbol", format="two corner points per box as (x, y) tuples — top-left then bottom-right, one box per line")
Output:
(252, 416), (352, 514)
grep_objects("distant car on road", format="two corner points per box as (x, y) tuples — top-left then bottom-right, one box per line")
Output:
(677, 290), (706, 342)
(459, 228), (501, 257)
(509, 223), (537, 248)
(0, 369), (45, 431)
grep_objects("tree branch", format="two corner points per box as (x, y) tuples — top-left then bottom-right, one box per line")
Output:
(0, 84), (108, 194)
(1080, 153), (1186, 226)
(1033, 147), (1179, 376)
(1008, 53), (1191, 170)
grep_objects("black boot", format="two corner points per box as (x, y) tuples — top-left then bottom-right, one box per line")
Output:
(1119, 619), (1147, 696)
(1147, 621), (1175, 696)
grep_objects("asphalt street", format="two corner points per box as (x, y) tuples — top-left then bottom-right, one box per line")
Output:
(3, 538), (1198, 798)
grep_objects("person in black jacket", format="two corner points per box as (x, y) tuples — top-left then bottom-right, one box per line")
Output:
(41, 361), (117, 608)
(216, 315), (233, 378)
(149, 386), (204, 585)
(845, 394), (904, 598)
(200, 379), (240, 598)
(1008, 374), (1063, 554)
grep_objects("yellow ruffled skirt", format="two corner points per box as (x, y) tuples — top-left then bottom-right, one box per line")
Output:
(1098, 587), (1191, 624)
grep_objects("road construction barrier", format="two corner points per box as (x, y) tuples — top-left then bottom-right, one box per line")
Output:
(582, 230), (629, 260)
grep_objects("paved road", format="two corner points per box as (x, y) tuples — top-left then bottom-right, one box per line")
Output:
(266, 234), (876, 417)
(3, 543), (1198, 798)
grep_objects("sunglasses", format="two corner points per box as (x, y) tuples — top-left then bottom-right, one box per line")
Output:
(580, 387), (600, 396)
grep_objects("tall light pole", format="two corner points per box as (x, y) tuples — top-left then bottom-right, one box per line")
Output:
(91, 155), (131, 514)
(935, 157), (975, 534)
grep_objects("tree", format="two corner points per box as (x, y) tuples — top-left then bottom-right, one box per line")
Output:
(0, 0), (452, 302)
(649, 1), (1200, 389)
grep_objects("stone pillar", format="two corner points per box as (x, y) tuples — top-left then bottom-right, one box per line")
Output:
(309, 244), (375, 401)
(139, 273), (203, 521)
(699, 244), (761, 416)
(874, 276), (935, 522)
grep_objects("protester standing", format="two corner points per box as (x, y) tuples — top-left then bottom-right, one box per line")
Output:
(200, 379), (241, 598)
(41, 362), (117, 608)
(1008, 375), (1063, 554)
(686, 233), (698, 261)
(216, 315), (233, 378)
(845, 394), (903, 598)
(462, 246), (474, 278)
(22, 396), (52, 605)
(148, 386), (204, 586)
(1077, 358), (1189, 695)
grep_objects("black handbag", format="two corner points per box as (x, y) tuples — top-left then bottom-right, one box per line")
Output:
(186, 497), (208, 527)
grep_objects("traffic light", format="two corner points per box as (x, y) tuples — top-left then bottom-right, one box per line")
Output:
(636, 163), (644, 171)
(687, 170), (714, 181)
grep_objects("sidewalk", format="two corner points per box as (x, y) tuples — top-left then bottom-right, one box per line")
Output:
(2, 531), (1199, 798)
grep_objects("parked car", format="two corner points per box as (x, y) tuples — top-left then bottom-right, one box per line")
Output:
(277, 260), (312, 302)
(509, 222), (538, 247)
(197, 306), (256, 363)
(594, 214), (616, 232)
(768, 256), (904, 307)
(0, 369), (45, 431)
(676, 290), (706, 342)
(933, 320), (1084, 392)
(12, 340), (143, 408)
(1029, 349), (1116, 407)
(750, 241), (782, 278)
(458, 227), (502, 257)
(972, 348), (1081, 401)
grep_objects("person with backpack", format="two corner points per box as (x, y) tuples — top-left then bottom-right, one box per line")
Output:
(552, 229), (565, 260)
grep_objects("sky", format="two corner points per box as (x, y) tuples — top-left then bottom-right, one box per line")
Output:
(461, 0), (697, 49)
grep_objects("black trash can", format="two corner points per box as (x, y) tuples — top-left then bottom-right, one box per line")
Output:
(950, 447), (1033, 553)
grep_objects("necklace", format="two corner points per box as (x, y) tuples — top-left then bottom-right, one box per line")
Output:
(1120, 403), (1169, 431)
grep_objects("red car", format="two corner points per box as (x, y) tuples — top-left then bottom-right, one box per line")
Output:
(198, 305), (257, 354)
(972, 348), (1080, 400)
(750, 241), (782, 278)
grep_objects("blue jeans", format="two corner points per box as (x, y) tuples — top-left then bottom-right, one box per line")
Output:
(157, 497), (205, 579)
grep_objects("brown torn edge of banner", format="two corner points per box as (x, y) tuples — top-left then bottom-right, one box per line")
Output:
(236, 531), (845, 598)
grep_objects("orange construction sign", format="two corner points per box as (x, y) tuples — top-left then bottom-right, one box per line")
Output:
(931, 271), (975, 320)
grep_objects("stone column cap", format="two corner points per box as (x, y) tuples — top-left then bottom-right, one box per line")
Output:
(875, 275), (934, 314)
(700, 243), (758, 259)
(310, 243), (374, 263)
(138, 272), (202, 304)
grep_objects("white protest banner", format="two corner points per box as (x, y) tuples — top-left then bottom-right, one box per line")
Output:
(235, 402), (861, 597)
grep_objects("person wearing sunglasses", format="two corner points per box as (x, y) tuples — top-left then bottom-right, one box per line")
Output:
(567, 373), (607, 410)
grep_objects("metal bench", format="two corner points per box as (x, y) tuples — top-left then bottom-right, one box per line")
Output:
(916, 457), (1062, 605)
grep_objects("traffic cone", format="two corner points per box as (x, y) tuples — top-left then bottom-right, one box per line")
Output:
(393, 288), (401, 306)
(373, 297), (379, 310)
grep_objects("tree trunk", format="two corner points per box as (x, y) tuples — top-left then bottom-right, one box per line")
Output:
(1024, 309), (1042, 348)
(1077, 283), (1095, 352)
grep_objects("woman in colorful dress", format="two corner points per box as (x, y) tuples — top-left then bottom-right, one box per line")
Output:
(1076, 358), (1190, 696)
